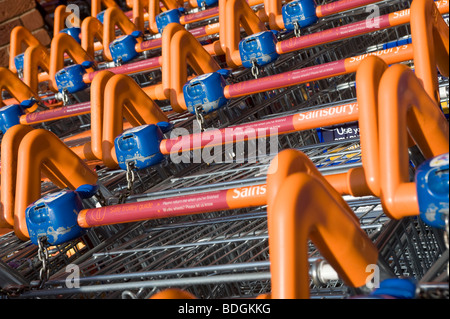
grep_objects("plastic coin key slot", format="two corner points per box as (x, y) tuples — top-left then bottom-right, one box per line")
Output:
(239, 31), (280, 71)
(25, 190), (86, 245)
(415, 153), (449, 229)
(55, 61), (94, 94)
(60, 27), (82, 44)
(197, 0), (218, 9)
(109, 31), (142, 65)
(0, 99), (37, 133)
(282, 0), (319, 35)
(114, 124), (165, 171)
(183, 71), (229, 115)
(155, 8), (184, 34)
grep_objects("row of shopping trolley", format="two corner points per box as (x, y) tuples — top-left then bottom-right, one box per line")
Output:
(0, 0), (448, 299)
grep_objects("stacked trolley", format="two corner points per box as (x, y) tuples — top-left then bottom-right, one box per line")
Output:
(0, 0), (448, 299)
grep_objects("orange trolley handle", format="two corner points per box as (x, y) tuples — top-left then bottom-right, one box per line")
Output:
(410, 0), (449, 103)
(49, 33), (96, 92)
(0, 126), (98, 240)
(376, 64), (449, 219)
(265, 149), (379, 299)
(0, 67), (39, 110)
(70, 72), (168, 168)
(22, 44), (52, 93)
(142, 23), (221, 112)
(8, 26), (41, 75)
(102, 7), (141, 61)
(91, 0), (120, 16)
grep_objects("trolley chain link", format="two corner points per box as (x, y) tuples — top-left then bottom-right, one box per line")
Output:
(115, 56), (123, 67)
(94, 189), (107, 207)
(118, 162), (136, 204)
(0, 237), (50, 298)
(17, 68), (23, 79)
(61, 88), (69, 106)
(37, 236), (50, 287)
(293, 21), (301, 38)
(251, 59), (260, 79)
(445, 214), (449, 277)
(194, 105), (206, 132)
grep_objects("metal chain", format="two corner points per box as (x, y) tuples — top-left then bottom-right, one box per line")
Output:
(119, 162), (136, 204)
(0, 237), (49, 297)
(294, 21), (301, 38)
(61, 89), (69, 106)
(114, 57), (123, 67)
(445, 214), (449, 277)
(94, 190), (107, 207)
(37, 236), (50, 285)
(251, 59), (259, 79)
(445, 214), (449, 249)
(194, 105), (205, 132)
(126, 162), (136, 190)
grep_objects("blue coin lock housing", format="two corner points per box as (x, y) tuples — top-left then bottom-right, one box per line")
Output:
(371, 278), (417, 299)
(197, 0), (218, 8)
(60, 27), (82, 44)
(25, 190), (86, 245)
(115, 124), (165, 170)
(55, 61), (93, 93)
(155, 8), (183, 33)
(282, 0), (318, 31)
(0, 99), (36, 134)
(239, 31), (279, 68)
(96, 10), (106, 23)
(14, 53), (25, 74)
(0, 104), (25, 134)
(183, 71), (229, 114)
(109, 31), (142, 64)
(415, 153), (449, 229)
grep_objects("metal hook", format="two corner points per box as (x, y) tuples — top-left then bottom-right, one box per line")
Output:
(61, 88), (69, 106)
(114, 57), (123, 67)
(251, 59), (259, 79)
(445, 214), (449, 277)
(194, 105), (205, 132)
(294, 21), (301, 38)
(119, 162), (136, 204)
(121, 290), (137, 299)
(37, 236), (50, 286)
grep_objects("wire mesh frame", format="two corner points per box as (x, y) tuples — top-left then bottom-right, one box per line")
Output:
(375, 217), (447, 280)
(0, 231), (92, 283)
(3, 196), (445, 299)
(27, 195), (386, 299)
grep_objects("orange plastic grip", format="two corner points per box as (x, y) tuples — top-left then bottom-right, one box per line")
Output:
(377, 64), (449, 219)
(8, 128), (97, 240)
(410, 0), (449, 103)
(266, 149), (378, 298)
(0, 67), (39, 109)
